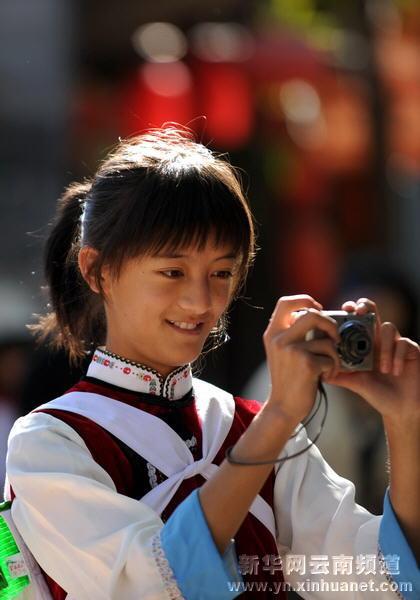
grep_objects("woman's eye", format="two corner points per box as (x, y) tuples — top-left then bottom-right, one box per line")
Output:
(161, 270), (183, 278)
(160, 269), (233, 279)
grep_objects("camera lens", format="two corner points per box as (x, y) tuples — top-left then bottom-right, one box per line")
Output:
(337, 321), (372, 366)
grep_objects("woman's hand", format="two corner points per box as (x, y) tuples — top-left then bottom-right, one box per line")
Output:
(323, 298), (420, 429)
(325, 298), (420, 561)
(200, 293), (342, 554)
(263, 294), (341, 426)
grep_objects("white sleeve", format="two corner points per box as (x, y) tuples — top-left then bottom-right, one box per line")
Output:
(5, 411), (180, 600)
(274, 428), (399, 599)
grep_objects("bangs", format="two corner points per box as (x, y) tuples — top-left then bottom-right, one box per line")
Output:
(110, 169), (253, 271)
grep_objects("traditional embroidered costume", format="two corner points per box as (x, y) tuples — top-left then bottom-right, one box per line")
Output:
(4, 348), (418, 599)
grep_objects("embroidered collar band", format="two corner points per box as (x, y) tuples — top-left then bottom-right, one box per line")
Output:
(86, 347), (193, 401)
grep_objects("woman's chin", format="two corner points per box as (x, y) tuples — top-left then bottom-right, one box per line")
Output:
(172, 349), (202, 367)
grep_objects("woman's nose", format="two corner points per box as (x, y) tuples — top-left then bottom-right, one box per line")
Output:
(178, 278), (212, 315)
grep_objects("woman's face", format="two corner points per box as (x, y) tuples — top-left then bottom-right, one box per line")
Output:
(81, 239), (240, 376)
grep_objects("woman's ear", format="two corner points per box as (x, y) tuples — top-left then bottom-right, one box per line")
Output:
(78, 246), (103, 294)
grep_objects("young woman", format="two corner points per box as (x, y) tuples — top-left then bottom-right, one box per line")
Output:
(5, 128), (419, 599)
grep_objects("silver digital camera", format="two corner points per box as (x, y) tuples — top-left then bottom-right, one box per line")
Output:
(306, 310), (376, 371)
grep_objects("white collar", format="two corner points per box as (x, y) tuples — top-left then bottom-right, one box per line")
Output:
(86, 347), (192, 401)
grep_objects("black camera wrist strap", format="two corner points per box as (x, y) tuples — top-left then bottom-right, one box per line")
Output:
(225, 381), (328, 467)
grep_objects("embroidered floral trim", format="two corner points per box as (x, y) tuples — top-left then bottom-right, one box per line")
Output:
(92, 351), (160, 395)
(90, 347), (193, 400)
(377, 545), (404, 600)
(151, 532), (184, 599)
(164, 365), (190, 400)
(185, 436), (197, 450)
(92, 352), (117, 369)
(147, 463), (158, 489)
(99, 347), (164, 382)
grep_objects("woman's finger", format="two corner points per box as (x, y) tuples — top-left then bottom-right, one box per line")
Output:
(355, 297), (382, 335)
(379, 322), (398, 374)
(392, 338), (420, 376)
(286, 342), (339, 380)
(355, 297), (376, 314)
(341, 300), (357, 312)
(300, 337), (341, 376)
(342, 298), (378, 315)
(266, 295), (323, 334)
(278, 309), (340, 345)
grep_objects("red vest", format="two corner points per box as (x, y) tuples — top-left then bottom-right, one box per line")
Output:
(33, 377), (286, 599)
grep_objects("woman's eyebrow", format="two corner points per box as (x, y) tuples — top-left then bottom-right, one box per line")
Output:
(154, 252), (238, 260)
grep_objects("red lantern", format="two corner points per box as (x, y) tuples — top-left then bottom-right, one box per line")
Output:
(196, 62), (253, 148)
(119, 62), (195, 135)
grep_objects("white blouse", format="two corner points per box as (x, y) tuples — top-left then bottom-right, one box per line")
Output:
(4, 349), (412, 599)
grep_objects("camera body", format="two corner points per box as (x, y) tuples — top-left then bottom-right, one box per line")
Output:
(306, 310), (376, 372)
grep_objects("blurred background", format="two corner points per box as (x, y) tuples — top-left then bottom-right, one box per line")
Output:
(1, 0), (419, 546)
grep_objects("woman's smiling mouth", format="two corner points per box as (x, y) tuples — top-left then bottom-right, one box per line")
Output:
(166, 320), (205, 334)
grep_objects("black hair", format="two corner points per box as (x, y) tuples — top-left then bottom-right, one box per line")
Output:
(29, 126), (256, 366)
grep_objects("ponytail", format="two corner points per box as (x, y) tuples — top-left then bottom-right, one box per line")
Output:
(27, 181), (105, 366)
